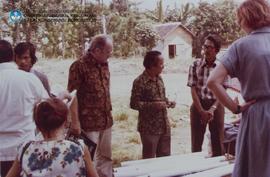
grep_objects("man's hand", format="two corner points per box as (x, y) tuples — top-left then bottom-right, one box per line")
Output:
(69, 122), (81, 136)
(57, 90), (72, 101)
(199, 110), (212, 125)
(154, 101), (168, 110)
(69, 95), (81, 136)
(206, 106), (216, 122)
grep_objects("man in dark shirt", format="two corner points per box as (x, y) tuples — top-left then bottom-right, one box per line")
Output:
(130, 50), (176, 159)
(68, 34), (113, 177)
(187, 34), (224, 157)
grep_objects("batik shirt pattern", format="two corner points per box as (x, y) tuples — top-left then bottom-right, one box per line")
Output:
(130, 71), (170, 135)
(68, 54), (113, 131)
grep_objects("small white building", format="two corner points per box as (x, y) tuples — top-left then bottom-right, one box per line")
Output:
(153, 22), (194, 60)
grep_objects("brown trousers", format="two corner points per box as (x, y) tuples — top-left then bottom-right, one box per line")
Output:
(190, 99), (224, 156)
(140, 133), (171, 159)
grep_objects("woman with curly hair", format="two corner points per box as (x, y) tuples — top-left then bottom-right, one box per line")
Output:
(6, 98), (99, 177)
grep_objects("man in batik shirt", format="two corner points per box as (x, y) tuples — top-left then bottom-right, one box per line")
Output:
(68, 34), (113, 177)
(130, 50), (176, 159)
(187, 34), (224, 157)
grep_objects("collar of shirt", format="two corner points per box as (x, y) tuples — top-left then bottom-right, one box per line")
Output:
(250, 26), (270, 35)
(201, 58), (217, 68)
(142, 70), (161, 82)
(0, 62), (18, 70)
(83, 53), (108, 67)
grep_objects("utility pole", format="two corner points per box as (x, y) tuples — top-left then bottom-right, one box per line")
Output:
(79, 0), (85, 54)
(101, 0), (106, 34)
(11, 0), (19, 45)
(102, 14), (106, 34)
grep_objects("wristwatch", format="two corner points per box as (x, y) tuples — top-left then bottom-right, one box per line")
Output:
(234, 105), (242, 114)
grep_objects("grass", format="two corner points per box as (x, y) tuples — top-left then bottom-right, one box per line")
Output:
(36, 57), (220, 167)
(114, 112), (129, 121)
(111, 98), (192, 167)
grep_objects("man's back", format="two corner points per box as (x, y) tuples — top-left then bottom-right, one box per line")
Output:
(0, 62), (48, 161)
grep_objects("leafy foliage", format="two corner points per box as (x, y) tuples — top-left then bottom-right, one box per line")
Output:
(0, 0), (245, 59)
(108, 13), (140, 57)
(134, 21), (160, 50)
(110, 0), (128, 15)
(189, 0), (244, 57)
(164, 3), (194, 25)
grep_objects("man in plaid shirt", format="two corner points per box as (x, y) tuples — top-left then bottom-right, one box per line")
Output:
(187, 34), (224, 157)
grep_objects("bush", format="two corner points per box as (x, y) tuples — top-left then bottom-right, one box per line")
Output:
(134, 22), (160, 50)
(115, 112), (129, 121)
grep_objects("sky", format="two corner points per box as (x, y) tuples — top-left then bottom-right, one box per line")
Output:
(88, 0), (245, 11)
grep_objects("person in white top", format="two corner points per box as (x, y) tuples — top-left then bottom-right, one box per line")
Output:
(0, 40), (49, 177)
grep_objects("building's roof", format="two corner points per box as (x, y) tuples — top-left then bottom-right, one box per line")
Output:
(154, 22), (194, 39)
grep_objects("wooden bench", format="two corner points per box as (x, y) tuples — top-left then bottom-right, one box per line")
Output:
(114, 152), (234, 177)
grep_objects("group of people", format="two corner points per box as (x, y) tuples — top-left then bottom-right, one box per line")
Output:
(1, 0), (270, 177)
(190, 1), (270, 177)
(0, 40), (99, 177)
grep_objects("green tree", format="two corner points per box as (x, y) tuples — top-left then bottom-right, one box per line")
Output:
(134, 21), (160, 50)
(111, 0), (128, 15)
(164, 3), (194, 25)
(107, 12), (141, 57)
(143, 0), (164, 23)
(189, 0), (244, 57)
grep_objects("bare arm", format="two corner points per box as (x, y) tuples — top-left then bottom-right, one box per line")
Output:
(69, 95), (81, 135)
(207, 63), (240, 113)
(191, 87), (212, 124)
(6, 158), (21, 177)
(191, 87), (204, 113)
(207, 63), (255, 113)
(207, 100), (219, 121)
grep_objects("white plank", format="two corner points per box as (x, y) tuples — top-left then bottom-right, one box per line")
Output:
(137, 161), (230, 177)
(121, 152), (205, 167)
(184, 163), (234, 177)
(114, 155), (229, 177)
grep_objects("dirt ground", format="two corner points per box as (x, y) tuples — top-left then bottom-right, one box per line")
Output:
(37, 57), (236, 165)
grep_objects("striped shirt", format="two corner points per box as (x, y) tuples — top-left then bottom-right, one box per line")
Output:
(187, 58), (217, 100)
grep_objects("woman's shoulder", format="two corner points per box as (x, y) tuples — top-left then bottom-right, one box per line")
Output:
(61, 139), (85, 150)
(20, 140), (87, 176)
(231, 33), (261, 49)
(27, 139), (84, 148)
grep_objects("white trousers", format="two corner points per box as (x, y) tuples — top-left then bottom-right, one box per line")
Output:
(86, 128), (113, 177)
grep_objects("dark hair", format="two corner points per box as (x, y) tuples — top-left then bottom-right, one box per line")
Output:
(143, 50), (162, 69)
(14, 42), (37, 65)
(205, 34), (221, 53)
(34, 98), (68, 132)
(0, 40), (13, 63)
(88, 34), (112, 52)
(237, 0), (270, 30)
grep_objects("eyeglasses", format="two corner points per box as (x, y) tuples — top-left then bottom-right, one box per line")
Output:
(202, 44), (215, 50)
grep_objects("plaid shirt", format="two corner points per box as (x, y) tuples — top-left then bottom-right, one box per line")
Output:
(187, 58), (217, 100)
(67, 54), (113, 131)
(130, 71), (170, 135)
